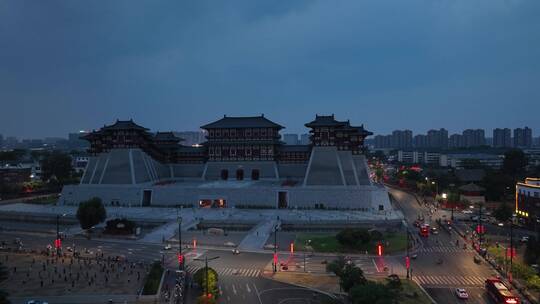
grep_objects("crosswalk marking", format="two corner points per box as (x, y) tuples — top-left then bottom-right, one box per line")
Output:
(418, 246), (475, 253)
(415, 275), (486, 286)
(185, 265), (261, 277)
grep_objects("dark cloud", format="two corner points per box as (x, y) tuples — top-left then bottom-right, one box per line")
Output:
(1, 0), (539, 138)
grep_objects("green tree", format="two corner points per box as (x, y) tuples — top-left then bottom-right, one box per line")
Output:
(503, 149), (527, 180)
(340, 263), (367, 292)
(326, 256), (346, 277)
(336, 228), (371, 248)
(0, 149), (25, 162)
(0, 262), (10, 304)
(349, 281), (396, 304)
(482, 171), (513, 201)
(493, 203), (513, 223)
(194, 267), (219, 299)
(76, 197), (107, 230)
(41, 151), (73, 182)
(524, 237), (540, 265)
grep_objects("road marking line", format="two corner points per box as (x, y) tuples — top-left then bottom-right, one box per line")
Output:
(371, 258), (380, 272)
(463, 277), (475, 285)
(219, 286), (223, 296)
(246, 283), (251, 293)
(232, 284), (237, 295)
(253, 283), (263, 304)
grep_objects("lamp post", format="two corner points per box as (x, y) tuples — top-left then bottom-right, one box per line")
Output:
(194, 256), (219, 302)
(56, 213), (66, 256)
(406, 230), (410, 279)
(304, 239), (311, 272)
(509, 213), (516, 280)
(178, 216), (183, 270)
(273, 224), (278, 273)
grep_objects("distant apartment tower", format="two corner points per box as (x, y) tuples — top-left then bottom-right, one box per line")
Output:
(493, 128), (512, 148)
(448, 134), (464, 149)
(175, 130), (207, 146)
(283, 133), (299, 145)
(427, 128), (448, 148)
(0, 134), (3, 148)
(514, 127), (533, 148)
(374, 135), (392, 149)
(391, 130), (413, 149)
(413, 134), (428, 148)
(462, 129), (485, 147)
(299, 133), (310, 145)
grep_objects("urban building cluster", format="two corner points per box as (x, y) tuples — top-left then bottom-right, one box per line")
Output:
(371, 127), (536, 150)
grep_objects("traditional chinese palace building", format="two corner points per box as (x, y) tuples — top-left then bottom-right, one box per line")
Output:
(61, 114), (392, 211)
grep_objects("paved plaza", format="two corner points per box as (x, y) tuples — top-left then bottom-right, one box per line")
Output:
(0, 203), (402, 222)
(0, 251), (147, 298)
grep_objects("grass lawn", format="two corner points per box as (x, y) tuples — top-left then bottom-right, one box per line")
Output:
(369, 278), (432, 304)
(24, 195), (59, 205)
(295, 231), (407, 254)
(397, 279), (433, 304)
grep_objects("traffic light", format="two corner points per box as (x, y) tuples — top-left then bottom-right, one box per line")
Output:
(54, 238), (61, 249)
(290, 242), (294, 254)
(405, 256), (410, 269)
(273, 252), (278, 265)
(193, 239), (197, 249)
(177, 253), (184, 265)
(377, 243), (383, 256)
(476, 224), (485, 234)
(506, 247), (517, 258)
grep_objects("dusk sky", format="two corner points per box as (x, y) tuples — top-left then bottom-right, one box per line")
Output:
(1, 1), (539, 139)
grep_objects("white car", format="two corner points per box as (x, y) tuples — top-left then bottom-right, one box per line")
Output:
(26, 301), (49, 304)
(455, 288), (469, 299)
(163, 244), (172, 250)
(462, 210), (473, 214)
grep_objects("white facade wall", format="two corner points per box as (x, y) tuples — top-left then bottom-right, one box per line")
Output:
(60, 184), (392, 211)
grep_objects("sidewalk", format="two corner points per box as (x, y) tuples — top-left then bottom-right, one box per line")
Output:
(238, 218), (279, 251)
(140, 217), (198, 244)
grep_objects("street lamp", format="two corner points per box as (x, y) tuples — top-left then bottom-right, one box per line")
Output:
(178, 216), (183, 270)
(304, 239), (311, 272)
(194, 256), (219, 302)
(273, 224), (279, 273)
(56, 213), (66, 256)
(509, 213), (516, 280)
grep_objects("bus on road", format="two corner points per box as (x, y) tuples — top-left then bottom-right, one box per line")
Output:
(485, 278), (520, 304)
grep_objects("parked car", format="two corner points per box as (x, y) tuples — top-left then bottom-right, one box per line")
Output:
(163, 244), (172, 250)
(520, 236), (530, 243)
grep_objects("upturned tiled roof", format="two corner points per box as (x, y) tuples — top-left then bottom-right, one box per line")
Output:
(201, 115), (284, 129)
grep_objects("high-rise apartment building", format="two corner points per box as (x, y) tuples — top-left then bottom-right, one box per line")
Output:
(514, 127), (533, 148)
(299, 134), (310, 145)
(391, 130), (413, 149)
(427, 128), (448, 148)
(413, 134), (428, 148)
(448, 134), (464, 149)
(462, 129), (485, 147)
(493, 128), (512, 148)
(283, 133), (299, 145)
